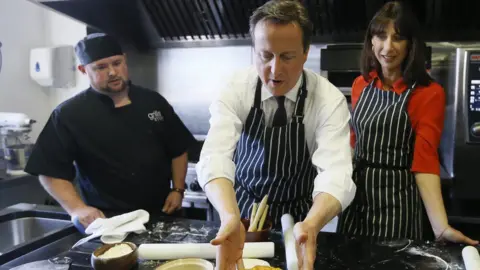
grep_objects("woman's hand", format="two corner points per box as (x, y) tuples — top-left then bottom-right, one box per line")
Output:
(435, 226), (479, 245)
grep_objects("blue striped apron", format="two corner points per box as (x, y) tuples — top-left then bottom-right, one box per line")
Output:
(233, 72), (316, 228)
(338, 79), (423, 240)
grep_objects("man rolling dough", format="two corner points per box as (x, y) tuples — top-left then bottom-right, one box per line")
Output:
(196, 0), (356, 269)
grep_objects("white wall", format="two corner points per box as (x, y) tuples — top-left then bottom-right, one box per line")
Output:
(0, 0), (89, 142)
(153, 46), (253, 135)
(0, 0), (51, 141)
(43, 6), (89, 110)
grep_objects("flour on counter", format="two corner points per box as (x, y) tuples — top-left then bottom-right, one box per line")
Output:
(394, 240), (412, 253)
(404, 246), (464, 270)
(371, 240), (463, 270)
(399, 260), (416, 269)
(406, 247), (449, 269)
(370, 259), (392, 266)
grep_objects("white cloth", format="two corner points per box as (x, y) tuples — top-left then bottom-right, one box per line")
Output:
(195, 67), (356, 210)
(72, 210), (149, 248)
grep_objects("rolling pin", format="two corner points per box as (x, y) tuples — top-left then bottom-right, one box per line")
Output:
(281, 214), (298, 270)
(138, 242), (275, 260)
(462, 246), (480, 270)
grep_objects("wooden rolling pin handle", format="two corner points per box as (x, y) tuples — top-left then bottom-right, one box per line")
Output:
(258, 205), (269, 231)
(249, 195), (268, 232)
(250, 203), (258, 222)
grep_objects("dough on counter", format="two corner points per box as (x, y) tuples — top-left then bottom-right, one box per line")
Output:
(250, 267), (281, 270)
(99, 243), (133, 259)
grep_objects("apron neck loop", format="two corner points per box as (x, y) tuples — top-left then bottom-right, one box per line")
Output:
(293, 71), (308, 121)
(254, 77), (263, 109)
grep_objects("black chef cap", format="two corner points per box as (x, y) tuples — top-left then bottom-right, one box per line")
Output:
(75, 33), (123, 65)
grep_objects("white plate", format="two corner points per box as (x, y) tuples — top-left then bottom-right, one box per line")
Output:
(241, 259), (270, 269)
(156, 258), (214, 270)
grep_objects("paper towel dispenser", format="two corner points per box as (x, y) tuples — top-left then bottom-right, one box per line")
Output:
(29, 45), (76, 88)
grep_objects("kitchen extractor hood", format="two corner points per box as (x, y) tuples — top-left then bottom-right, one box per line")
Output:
(29, 0), (480, 52)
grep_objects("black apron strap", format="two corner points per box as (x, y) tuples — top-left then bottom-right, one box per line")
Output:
(254, 77), (262, 109)
(293, 71), (308, 122)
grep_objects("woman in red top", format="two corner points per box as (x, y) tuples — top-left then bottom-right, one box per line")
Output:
(338, 1), (477, 244)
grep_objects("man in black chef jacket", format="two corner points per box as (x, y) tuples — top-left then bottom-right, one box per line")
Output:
(25, 33), (195, 230)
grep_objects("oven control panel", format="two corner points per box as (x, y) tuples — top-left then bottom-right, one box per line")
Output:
(185, 163), (203, 192)
(178, 163), (211, 216)
(466, 51), (480, 143)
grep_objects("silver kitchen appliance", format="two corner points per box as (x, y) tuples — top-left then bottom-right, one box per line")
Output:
(181, 162), (216, 221)
(443, 46), (480, 200)
(0, 112), (36, 176)
(319, 44), (363, 99)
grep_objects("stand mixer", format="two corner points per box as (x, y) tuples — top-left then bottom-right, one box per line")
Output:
(0, 112), (36, 176)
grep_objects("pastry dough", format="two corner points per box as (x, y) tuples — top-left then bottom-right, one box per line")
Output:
(98, 243), (133, 259)
(250, 266), (281, 270)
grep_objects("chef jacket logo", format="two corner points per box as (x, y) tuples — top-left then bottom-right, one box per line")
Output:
(148, 110), (163, 122)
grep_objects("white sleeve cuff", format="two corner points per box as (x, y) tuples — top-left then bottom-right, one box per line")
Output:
(195, 155), (236, 189)
(312, 172), (356, 211)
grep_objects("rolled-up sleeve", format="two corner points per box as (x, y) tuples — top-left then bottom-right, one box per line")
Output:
(195, 81), (245, 189)
(311, 96), (356, 211)
(411, 85), (446, 175)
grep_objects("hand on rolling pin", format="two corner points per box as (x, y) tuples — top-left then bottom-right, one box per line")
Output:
(293, 222), (316, 270)
(210, 214), (246, 270)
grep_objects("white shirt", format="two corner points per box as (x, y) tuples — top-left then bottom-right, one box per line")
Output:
(195, 67), (356, 211)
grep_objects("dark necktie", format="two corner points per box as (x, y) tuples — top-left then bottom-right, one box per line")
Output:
(272, 96), (287, 127)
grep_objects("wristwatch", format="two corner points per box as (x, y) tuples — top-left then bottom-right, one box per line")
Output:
(171, 188), (185, 197)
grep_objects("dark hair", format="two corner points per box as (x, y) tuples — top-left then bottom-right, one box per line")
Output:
(249, 0), (313, 53)
(360, 1), (432, 86)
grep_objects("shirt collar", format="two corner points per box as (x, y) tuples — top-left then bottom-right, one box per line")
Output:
(369, 70), (408, 94)
(261, 73), (303, 102)
(87, 81), (135, 107)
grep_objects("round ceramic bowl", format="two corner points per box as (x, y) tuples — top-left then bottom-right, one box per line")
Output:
(241, 218), (273, 242)
(155, 258), (214, 270)
(91, 242), (138, 270)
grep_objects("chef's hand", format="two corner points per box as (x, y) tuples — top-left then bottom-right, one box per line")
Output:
(436, 226), (479, 245)
(162, 191), (183, 214)
(294, 222), (317, 270)
(210, 214), (245, 270)
(71, 206), (105, 228)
